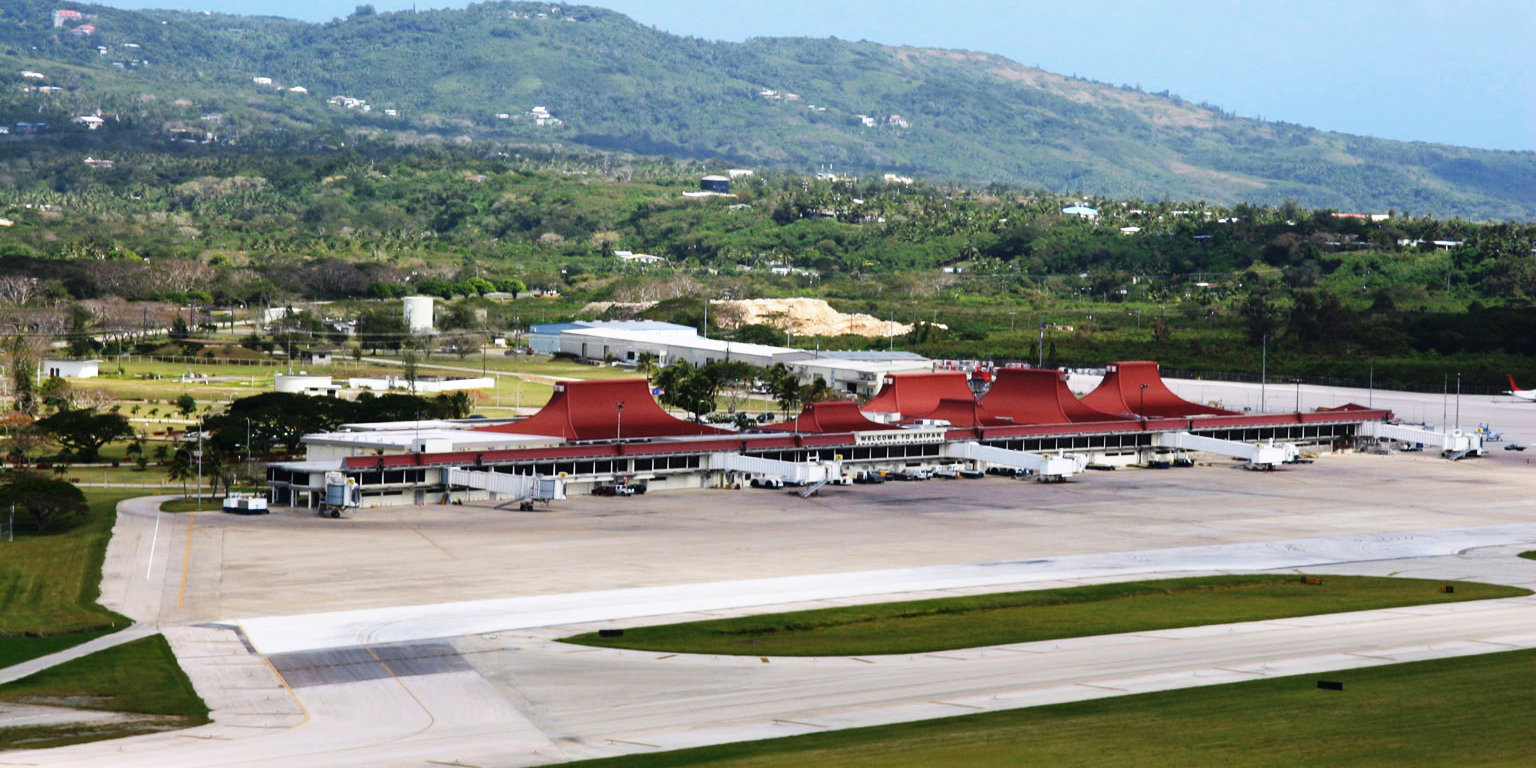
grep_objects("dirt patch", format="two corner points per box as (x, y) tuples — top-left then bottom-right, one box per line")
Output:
(714, 298), (927, 337)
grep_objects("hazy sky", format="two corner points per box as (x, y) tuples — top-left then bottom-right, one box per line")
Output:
(92, 1), (1536, 152)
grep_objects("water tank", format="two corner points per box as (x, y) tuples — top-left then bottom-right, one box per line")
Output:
(403, 295), (434, 332)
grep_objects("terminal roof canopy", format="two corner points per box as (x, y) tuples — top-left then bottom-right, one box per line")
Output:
(981, 368), (1124, 424)
(904, 397), (1013, 427)
(476, 379), (731, 441)
(861, 372), (974, 416)
(1080, 361), (1239, 418)
(761, 401), (902, 433)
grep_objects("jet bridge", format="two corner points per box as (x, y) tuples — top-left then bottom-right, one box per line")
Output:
(707, 453), (845, 497)
(1153, 432), (1298, 470)
(1356, 422), (1483, 459)
(446, 469), (567, 508)
(944, 441), (1088, 482)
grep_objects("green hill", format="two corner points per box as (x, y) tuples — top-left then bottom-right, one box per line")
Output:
(2, 0), (1535, 219)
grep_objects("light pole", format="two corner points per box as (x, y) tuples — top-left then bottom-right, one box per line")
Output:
(1038, 322), (1046, 368)
(616, 401), (625, 442)
(1455, 372), (1461, 430)
(1260, 333), (1267, 412)
(1139, 383), (1149, 420)
(1368, 358), (1374, 408)
(195, 422), (204, 510)
(1294, 377), (1302, 413)
(244, 416), (253, 484)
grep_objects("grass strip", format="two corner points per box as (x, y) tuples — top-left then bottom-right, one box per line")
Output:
(0, 634), (209, 751)
(0, 629), (119, 670)
(565, 575), (1530, 656)
(560, 646), (1536, 768)
(0, 491), (139, 669)
(1519, 551), (1536, 561)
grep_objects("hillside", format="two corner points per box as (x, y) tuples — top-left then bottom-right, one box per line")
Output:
(2, 0), (1535, 219)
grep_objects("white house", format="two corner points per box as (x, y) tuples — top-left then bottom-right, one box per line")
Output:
(1062, 205), (1099, 218)
(252, 76), (272, 85)
(43, 359), (100, 379)
(74, 115), (105, 129)
(288, 86), (308, 94)
(614, 251), (665, 264)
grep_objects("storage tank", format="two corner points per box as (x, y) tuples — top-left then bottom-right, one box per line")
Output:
(402, 295), (434, 333)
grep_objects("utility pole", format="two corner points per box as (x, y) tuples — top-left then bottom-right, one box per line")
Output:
(1037, 322), (1045, 368)
(616, 401), (625, 442)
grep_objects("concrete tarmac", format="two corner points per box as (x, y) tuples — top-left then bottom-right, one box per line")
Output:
(8, 385), (1536, 766)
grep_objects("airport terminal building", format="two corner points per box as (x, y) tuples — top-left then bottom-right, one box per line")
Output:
(264, 361), (1420, 511)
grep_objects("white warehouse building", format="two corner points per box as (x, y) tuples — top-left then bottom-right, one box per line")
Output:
(555, 327), (932, 397)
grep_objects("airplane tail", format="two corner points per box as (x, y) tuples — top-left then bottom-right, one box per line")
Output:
(1508, 374), (1523, 392)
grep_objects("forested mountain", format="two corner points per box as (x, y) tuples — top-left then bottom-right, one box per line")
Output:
(2, 1), (1534, 220)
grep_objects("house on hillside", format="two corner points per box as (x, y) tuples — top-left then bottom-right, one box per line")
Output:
(1062, 205), (1099, 218)
(252, 76), (272, 85)
(74, 115), (104, 130)
(43, 359), (99, 379)
(70, 24), (95, 37)
(288, 86), (308, 94)
(83, 156), (114, 168)
(614, 251), (665, 265)
(700, 175), (730, 194)
(52, 9), (83, 27)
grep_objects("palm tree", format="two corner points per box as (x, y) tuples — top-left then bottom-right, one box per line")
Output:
(636, 351), (660, 378)
(166, 453), (194, 498)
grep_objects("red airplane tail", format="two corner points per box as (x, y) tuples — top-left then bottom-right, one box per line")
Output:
(1509, 374), (1523, 392)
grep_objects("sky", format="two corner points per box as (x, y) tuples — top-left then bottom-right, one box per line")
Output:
(91, 0), (1536, 152)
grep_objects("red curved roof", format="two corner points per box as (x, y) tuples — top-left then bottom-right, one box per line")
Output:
(761, 401), (902, 433)
(981, 367), (1125, 424)
(903, 397), (1013, 428)
(1079, 361), (1239, 418)
(861, 371), (972, 416)
(476, 379), (730, 440)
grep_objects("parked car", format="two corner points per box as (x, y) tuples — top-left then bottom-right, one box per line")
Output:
(592, 483), (636, 497)
(1504, 443), (1526, 451)
(827, 473), (853, 486)
(749, 477), (784, 489)
(959, 469), (985, 479)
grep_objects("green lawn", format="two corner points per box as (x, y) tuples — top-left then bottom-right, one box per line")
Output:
(0, 490), (138, 668)
(1520, 551), (1536, 561)
(0, 634), (210, 751)
(565, 575), (1530, 656)
(562, 647), (1536, 768)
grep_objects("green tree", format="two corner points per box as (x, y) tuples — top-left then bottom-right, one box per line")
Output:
(176, 393), (197, 418)
(0, 474), (87, 533)
(34, 409), (135, 462)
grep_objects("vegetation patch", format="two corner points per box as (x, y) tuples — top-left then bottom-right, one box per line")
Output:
(0, 634), (210, 751)
(0, 491), (138, 668)
(1519, 551), (1536, 561)
(565, 575), (1529, 657)
(559, 647), (1536, 768)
